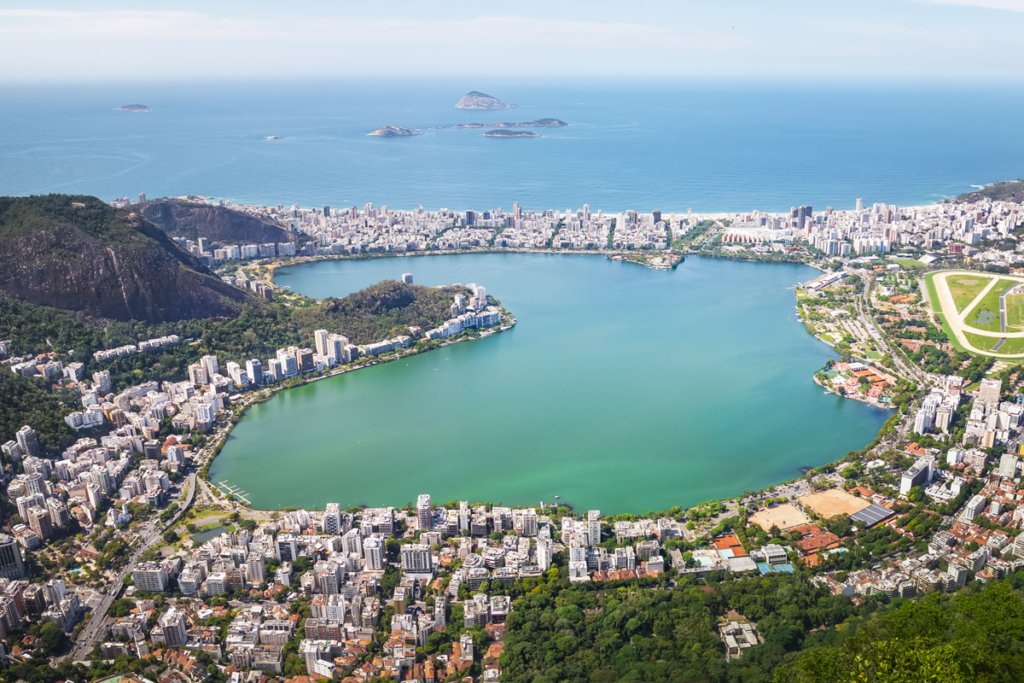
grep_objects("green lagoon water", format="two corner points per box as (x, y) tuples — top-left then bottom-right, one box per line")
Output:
(210, 254), (888, 513)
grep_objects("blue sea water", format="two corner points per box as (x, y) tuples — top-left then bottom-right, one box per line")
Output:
(0, 79), (1022, 211)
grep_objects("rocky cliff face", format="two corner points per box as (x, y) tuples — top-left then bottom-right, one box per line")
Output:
(0, 195), (246, 323)
(141, 199), (291, 244)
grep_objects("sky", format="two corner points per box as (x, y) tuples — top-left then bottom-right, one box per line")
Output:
(0, 0), (1022, 82)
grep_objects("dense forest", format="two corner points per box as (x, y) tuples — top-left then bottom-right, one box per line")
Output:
(0, 371), (75, 453)
(500, 572), (862, 682)
(295, 280), (470, 345)
(500, 570), (1024, 683)
(781, 576), (1024, 682)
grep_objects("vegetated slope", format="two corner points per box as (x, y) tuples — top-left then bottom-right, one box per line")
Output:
(500, 569), (1024, 683)
(141, 198), (291, 244)
(955, 180), (1024, 204)
(0, 372), (75, 455)
(293, 280), (470, 345)
(779, 576), (1024, 682)
(500, 572), (854, 683)
(0, 194), (246, 322)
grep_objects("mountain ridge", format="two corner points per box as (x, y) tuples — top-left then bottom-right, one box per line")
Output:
(0, 194), (247, 323)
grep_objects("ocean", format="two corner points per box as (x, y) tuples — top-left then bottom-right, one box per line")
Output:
(1, 79), (1022, 211)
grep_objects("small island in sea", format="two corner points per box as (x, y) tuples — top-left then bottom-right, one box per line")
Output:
(455, 90), (515, 110)
(455, 118), (567, 129)
(482, 130), (539, 138)
(367, 125), (423, 137)
(115, 103), (149, 112)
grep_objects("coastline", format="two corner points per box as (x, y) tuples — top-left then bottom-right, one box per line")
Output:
(193, 191), (945, 218)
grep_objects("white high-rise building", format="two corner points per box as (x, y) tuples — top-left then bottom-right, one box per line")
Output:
(323, 503), (342, 535)
(276, 349), (298, 378)
(200, 354), (219, 380)
(587, 510), (601, 546)
(225, 361), (247, 388)
(363, 536), (384, 571)
(325, 593), (347, 622)
(416, 494), (432, 530)
(341, 528), (362, 556)
(536, 538), (552, 571)
(158, 607), (188, 648)
(92, 369), (113, 394)
(314, 329), (330, 359)
(979, 378), (1002, 406)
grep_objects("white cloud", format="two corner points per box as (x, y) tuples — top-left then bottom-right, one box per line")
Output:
(0, 5), (1019, 80)
(0, 8), (749, 79)
(916, 0), (1024, 11)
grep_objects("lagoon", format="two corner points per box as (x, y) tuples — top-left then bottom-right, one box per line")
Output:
(209, 254), (888, 513)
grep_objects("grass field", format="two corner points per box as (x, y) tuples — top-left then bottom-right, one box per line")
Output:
(946, 274), (994, 313)
(964, 277), (1018, 332)
(1006, 292), (1024, 331)
(887, 258), (927, 270)
(991, 336), (1024, 355)
(964, 332), (1001, 352)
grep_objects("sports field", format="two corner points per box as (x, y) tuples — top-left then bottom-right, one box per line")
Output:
(749, 504), (810, 532)
(925, 270), (1024, 358)
(798, 489), (871, 518)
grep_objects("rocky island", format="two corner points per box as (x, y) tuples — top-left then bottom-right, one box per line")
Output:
(455, 118), (567, 129)
(454, 90), (514, 110)
(115, 103), (149, 112)
(482, 130), (539, 138)
(367, 125), (423, 137)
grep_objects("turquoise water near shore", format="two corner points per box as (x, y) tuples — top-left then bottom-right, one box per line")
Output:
(1, 81), (1022, 211)
(209, 254), (888, 513)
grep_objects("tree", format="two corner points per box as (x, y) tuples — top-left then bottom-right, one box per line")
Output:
(35, 621), (68, 656)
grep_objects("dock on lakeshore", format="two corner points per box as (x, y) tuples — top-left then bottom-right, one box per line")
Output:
(216, 480), (252, 505)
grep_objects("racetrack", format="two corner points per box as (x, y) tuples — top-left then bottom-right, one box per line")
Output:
(928, 270), (1024, 357)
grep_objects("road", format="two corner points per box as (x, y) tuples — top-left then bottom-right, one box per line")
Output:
(65, 471), (199, 662)
(857, 272), (927, 385)
(63, 404), (253, 663)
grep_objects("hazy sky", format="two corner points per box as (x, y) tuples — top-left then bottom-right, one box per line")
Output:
(0, 0), (1022, 82)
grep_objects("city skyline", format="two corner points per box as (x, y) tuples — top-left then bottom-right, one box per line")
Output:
(0, 0), (1023, 82)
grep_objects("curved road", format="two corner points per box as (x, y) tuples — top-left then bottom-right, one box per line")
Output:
(930, 270), (1024, 357)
